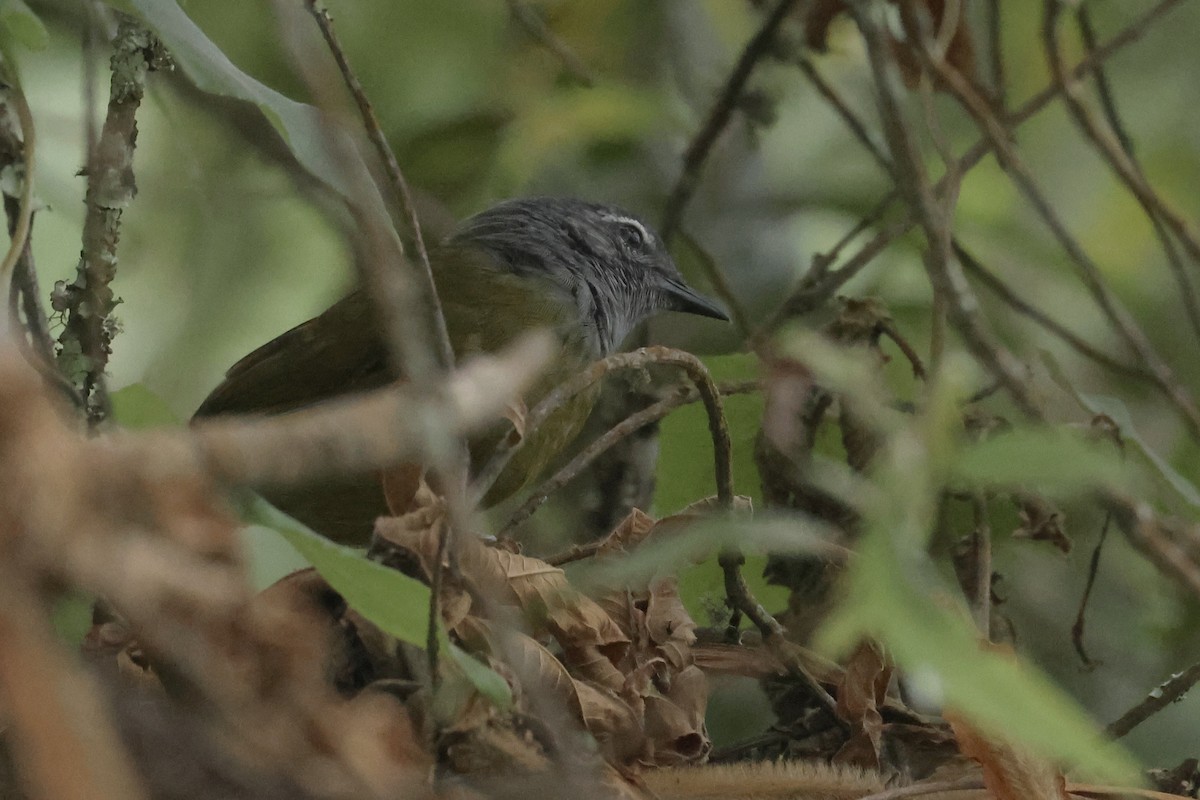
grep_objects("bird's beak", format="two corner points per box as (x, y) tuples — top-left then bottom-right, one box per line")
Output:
(661, 276), (730, 321)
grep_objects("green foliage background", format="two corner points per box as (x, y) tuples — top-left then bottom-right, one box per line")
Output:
(18, 0), (1200, 771)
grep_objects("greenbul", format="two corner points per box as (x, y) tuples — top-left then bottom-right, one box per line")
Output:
(194, 197), (728, 543)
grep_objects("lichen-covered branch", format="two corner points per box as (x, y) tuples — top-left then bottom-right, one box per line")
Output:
(55, 16), (169, 427)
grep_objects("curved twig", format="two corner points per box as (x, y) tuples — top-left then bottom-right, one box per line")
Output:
(471, 346), (734, 508)
(0, 82), (35, 325)
(1045, 1), (1200, 345)
(499, 379), (759, 537)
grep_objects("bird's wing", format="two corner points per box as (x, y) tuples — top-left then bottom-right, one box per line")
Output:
(193, 291), (391, 418)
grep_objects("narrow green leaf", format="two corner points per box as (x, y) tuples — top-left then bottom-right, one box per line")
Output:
(242, 495), (431, 647)
(953, 427), (1124, 492)
(820, 382), (1141, 784)
(820, 533), (1141, 784)
(1081, 393), (1200, 509)
(443, 631), (514, 711)
(1041, 350), (1200, 511)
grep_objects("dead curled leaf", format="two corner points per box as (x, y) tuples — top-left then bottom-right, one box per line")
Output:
(375, 498), (711, 768)
(833, 640), (893, 771)
(1013, 494), (1071, 553)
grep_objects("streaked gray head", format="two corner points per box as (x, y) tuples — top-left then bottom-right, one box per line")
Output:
(449, 197), (728, 357)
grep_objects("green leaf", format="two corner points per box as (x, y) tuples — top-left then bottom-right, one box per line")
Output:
(0, 0), (48, 51)
(443, 631), (513, 711)
(952, 427), (1124, 493)
(127, 0), (390, 219)
(242, 495), (431, 647)
(110, 383), (180, 429)
(246, 496), (513, 709)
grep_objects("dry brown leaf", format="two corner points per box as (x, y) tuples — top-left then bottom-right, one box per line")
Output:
(591, 508), (657, 560)
(1013, 495), (1071, 553)
(575, 680), (647, 765)
(950, 711), (1068, 800)
(833, 639), (893, 771)
(642, 665), (710, 766)
(458, 616), (585, 726)
(644, 579), (697, 672)
(378, 512), (630, 661)
(381, 463), (425, 516)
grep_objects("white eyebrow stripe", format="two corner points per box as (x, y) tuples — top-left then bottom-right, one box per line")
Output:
(599, 213), (650, 244)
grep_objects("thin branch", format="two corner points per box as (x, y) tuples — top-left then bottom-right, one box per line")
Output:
(472, 345), (734, 508)
(851, 0), (1041, 419)
(302, 1), (453, 374)
(794, 55), (890, 171)
(1045, 1), (1200, 345)
(714, 541), (846, 723)
(1071, 512), (1110, 669)
(0, 81), (55, 369)
(499, 380), (759, 537)
(770, 0), (1188, 327)
(1106, 660), (1200, 739)
(986, 0), (1005, 110)
(790, 49), (1155, 393)
(81, 0), (102, 162)
(923, 29), (1200, 437)
(660, 0), (802, 241)
(505, 0), (597, 87)
(767, 213), (911, 325)
(969, 493), (992, 639)
(55, 16), (168, 427)
(954, 241), (1152, 382)
(1106, 494), (1200, 602)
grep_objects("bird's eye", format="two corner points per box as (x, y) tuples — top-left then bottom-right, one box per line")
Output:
(614, 218), (648, 251)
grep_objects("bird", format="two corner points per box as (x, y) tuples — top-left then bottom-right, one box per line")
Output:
(193, 196), (728, 544)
